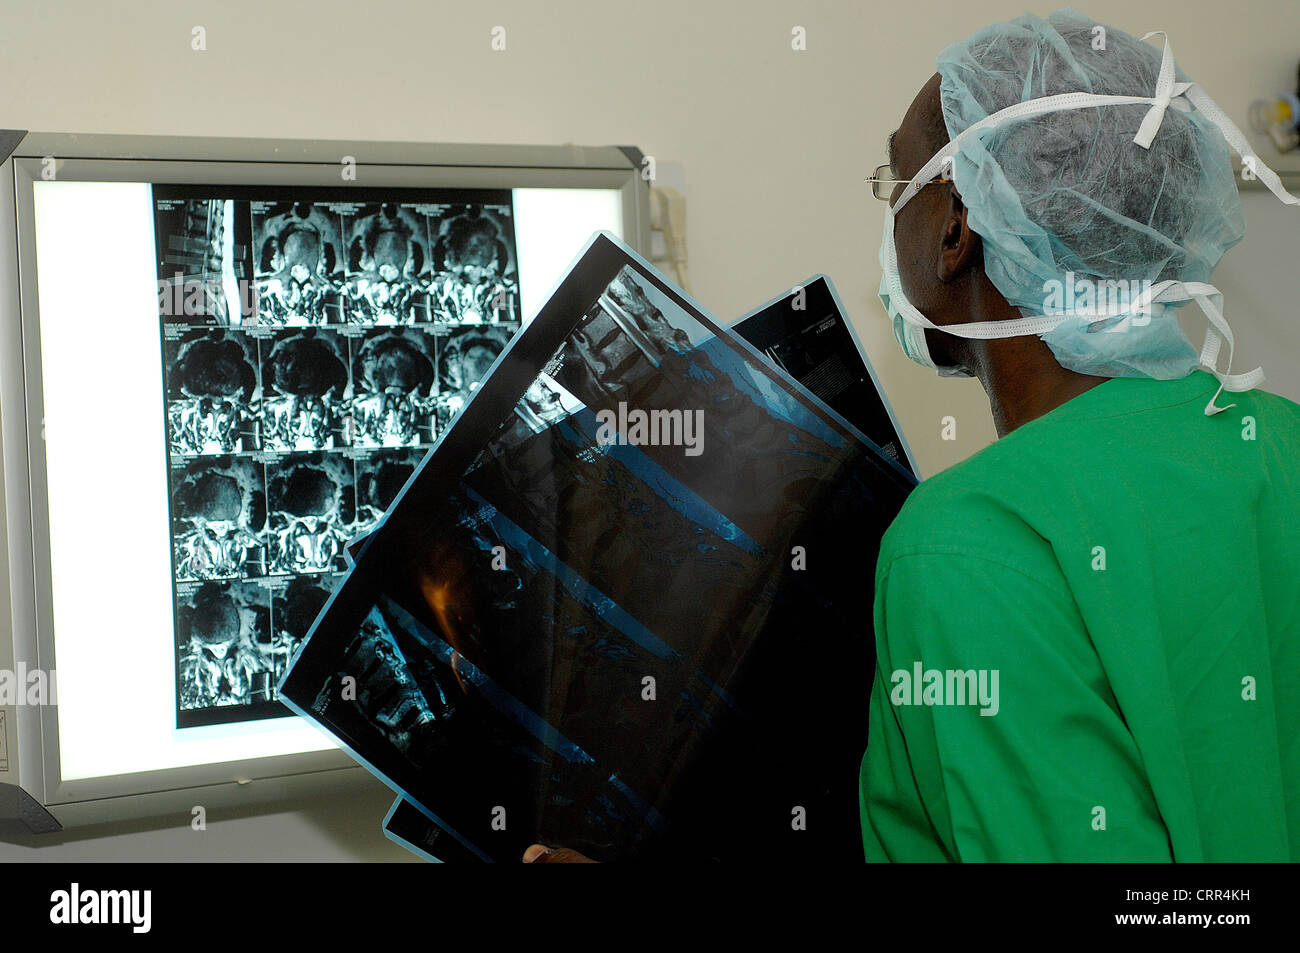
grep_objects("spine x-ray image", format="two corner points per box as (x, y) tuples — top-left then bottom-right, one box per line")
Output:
(428, 205), (519, 325)
(279, 236), (917, 862)
(165, 328), (261, 455)
(154, 198), (251, 326)
(309, 610), (455, 768)
(349, 328), (437, 448)
(171, 455), (267, 582)
(353, 447), (425, 531)
(265, 452), (357, 576)
(271, 573), (345, 648)
(258, 328), (351, 451)
(434, 326), (512, 432)
(344, 203), (432, 325)
(153, 185), (526, 728)
(339, 201), (521, 326)
(253, 202), (346, 325)
(176, 580), (276, 710)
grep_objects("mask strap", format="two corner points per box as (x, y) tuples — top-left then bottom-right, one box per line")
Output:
(891, 221), (1266, 412)
(887, 211), (1182, 338)
(882, 208), (1071, 338)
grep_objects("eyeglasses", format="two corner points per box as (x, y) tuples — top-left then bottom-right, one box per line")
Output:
(865, 163), (952, 202)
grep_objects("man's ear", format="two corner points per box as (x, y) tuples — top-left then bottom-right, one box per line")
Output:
(936, 192), (980, 283)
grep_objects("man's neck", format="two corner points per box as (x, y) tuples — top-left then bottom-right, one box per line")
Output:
(979, 348), (1110, 438)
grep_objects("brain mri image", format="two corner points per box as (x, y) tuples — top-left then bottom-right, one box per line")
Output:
(260, 329), (351, 451)
(434, 326), (512, 432)
(254, 203), (345, 325)
(177, 580), (277, 710)
(429, 206), (519, 325)
(345, 204), (430, 325)
(165, 329), (260, 455)
(266, 452), (357, 575)
(349, 329), (437, 448)
(171, 456), (267, 582)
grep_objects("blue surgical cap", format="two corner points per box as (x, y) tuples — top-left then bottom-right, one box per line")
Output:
(936, 8), (1246, 379)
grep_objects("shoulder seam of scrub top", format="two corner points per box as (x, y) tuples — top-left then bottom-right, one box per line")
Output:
(878, 547), (1076, 604)
(904, 373), (1227, 496)
(1022, 370), (1222, 428)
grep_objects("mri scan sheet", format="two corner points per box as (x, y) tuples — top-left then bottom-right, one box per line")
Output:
(730, 275), (919, 479)
(153, 185), (522, 727)
(371, 274), (921, 861)
(382, 796), (484, 863)
(279, 233), (916, 861)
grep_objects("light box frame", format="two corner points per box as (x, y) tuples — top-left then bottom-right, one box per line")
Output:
(0, 131), (651, 831)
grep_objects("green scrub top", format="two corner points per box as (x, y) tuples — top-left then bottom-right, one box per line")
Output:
(860, 370), (1300, 861)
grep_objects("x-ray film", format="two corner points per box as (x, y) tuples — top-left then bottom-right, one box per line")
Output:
(382, 796), (485, 863)
(731, 276), (919, 478)
(280, 233), (916, 861)
(371, 273), (917, 860)
(153, 185), (522, 727)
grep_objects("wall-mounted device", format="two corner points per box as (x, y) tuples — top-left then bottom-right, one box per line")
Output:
(1250, 60), (1300, 153)
(649, 185), (690, 294)
(0, 131), (651, 833)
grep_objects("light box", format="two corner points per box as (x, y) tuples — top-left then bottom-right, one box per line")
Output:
(0, 130), (650, 832)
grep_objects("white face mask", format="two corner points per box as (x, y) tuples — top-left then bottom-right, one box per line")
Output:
(878, 30), (1298, 414)
(878, 208), (971, 378)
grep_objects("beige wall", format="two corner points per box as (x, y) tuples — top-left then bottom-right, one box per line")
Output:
(2, 0), (1296, 859)
(9, 0), (1295, 476)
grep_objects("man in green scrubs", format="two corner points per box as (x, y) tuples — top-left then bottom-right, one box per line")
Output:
(861, 11), (1300, 861)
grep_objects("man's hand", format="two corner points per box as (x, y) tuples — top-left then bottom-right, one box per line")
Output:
(522, 844), (596, 863)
